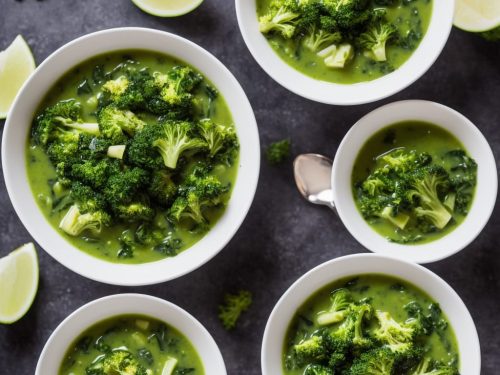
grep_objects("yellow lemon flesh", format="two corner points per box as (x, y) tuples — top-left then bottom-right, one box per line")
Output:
(0, 35), (36, 119)
(0, 243), (39, 324)
(454, 0), (500, 32)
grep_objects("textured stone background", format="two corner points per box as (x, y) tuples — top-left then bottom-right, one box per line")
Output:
(0, 0), (499, 374)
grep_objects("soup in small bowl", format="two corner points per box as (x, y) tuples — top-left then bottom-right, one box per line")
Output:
(261, 254), (480, 375)
(331, 100), (497, 263)
(36, 294), (226, 375)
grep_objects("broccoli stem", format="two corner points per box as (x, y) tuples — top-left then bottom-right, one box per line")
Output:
(54, 117), (100, 135)
(107, 145), (126, 159)
(379, 206), (410, 230)
(161, 357), (178, 375)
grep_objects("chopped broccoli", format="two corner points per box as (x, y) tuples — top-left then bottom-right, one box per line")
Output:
(409, 357), (459, 375)
(107, 145), (126, 159)
(304, 363), (334, 375)
(348, 347), (395, 375)
(408, 168), (452, 230)
(153, 121), (206, 169)
(304, 26), (343, 52)
(169, 172), (228, 225)
(102, 75), (129, 97)
(317, 288), (352, 326)
(85, 349), (151, 375)
(218, 290), (253, 330)
(317, 43), (354, 68)
(266, 139), (291, 165)
(293, 335), (327, 365)
(98, 106), (145, 142)
(358, 22), (397, 61)
(259, 3), (301, 38)
(59, 204), (110, 237)
(373, 310), (418, 353)
(33, 99), (99, 147)
(198, 119), (238, 157)
(323, 0), (371, 30)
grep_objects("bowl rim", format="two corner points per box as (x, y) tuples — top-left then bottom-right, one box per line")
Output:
(1, 27), (260, 286)
(235, 0), (455, 105)
(331, 100), (497, 264)
(35, 293), (227, 374)
(261, 253), (481, 375)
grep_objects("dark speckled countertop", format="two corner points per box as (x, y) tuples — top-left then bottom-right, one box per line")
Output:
(0, 0), (499, 374)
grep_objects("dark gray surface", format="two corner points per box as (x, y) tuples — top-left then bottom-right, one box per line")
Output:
(0, 0), (499, 374)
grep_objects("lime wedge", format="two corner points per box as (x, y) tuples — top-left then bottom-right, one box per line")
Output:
(131, 0), (204, 17)
(454, 0), (500, 35)
(0, 243), (39, 324)
(0, 35), (36, 119)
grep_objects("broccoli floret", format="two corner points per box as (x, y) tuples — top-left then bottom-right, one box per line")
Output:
(160, 66), (203, 106)
(317, 288), (353, 326)
(71, 159), (113, 189)
(352, 303), (373, 348)
(304, 26), (343, 52)
(303, 364), (333, 375)
(293, 335), (327, 364)
(103, 167), (149, 208)
(218, 290), (252, 330)
(126, 124), (165, 170)
(102, 76), (129, 97)
(408, 168), (452, 230)
(169, 173), (228, 225)
(323, 0), (371, 30)
(85, 349), (151, 375)
(317, 43), (354, 68)
(266, 139), (291, 165)
(148, 171), (178, 206)
(153, 121), (206, 169)
(373, 310), (418, 353)
(259, 4), (301, 38)
(98, 106), (145, 142)
(33, 99), (99, 147)
(115, 202), (155, 222)
(198, 119), (238, 157)
(348, 347), (395, 375)
(59, 204), (111, 236)
(358, 22), (397, 61)
(409, 356), (459, 375)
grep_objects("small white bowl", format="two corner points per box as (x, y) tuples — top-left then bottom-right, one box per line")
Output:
(36, 294), (226, 374)
(261, 254), (481, 375)
(236, 0), (454, 105)
(2, 28), (260, 285)
(332, 100), (497, 264)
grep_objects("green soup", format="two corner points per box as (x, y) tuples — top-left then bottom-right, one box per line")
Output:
(352, 121), (476, 244)
(27, 50), (238, 264)
(256, 0), (433, 84)
(59, 315), (204, 375)
(283, 274), (459, 374)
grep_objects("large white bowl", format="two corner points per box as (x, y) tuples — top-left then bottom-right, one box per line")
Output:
(331, 100), (497, 264)
(262, 254), (481, 375)
(236, 0), (455, 105)
(1, 28), (260, 285)
(36, 294), (226, 374)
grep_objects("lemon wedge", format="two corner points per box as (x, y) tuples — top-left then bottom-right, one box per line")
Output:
(0, 35), (36, 119)
(131, 0), (204, 17)
(0, 243), (39, 324)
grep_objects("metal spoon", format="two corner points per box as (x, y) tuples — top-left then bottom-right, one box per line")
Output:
(293, 153), (336, 213)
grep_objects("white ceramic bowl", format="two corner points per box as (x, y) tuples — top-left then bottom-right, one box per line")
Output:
(262, 254), (481, 375)
(36, 294), (226, 374)
(332, 100), (497, 264)
(236, 0), (454, 105)
(1, 28), (260, 285)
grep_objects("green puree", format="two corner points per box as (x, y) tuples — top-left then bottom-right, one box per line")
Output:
(283, 274), (459, 374)
(59, 315), (204, 375)
(257, 0), (433, 84)
(352, 121), (476, 244)
(26, 51), (238, 264)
